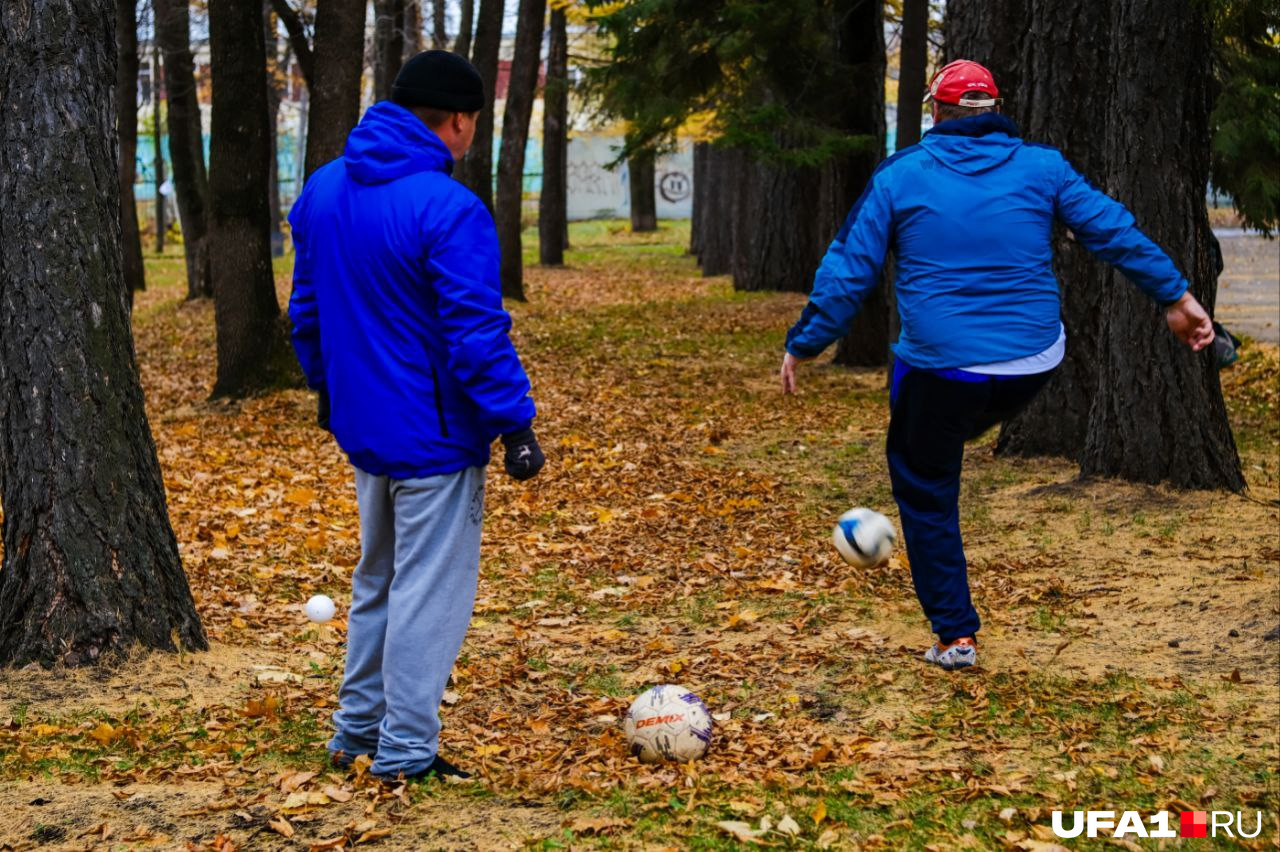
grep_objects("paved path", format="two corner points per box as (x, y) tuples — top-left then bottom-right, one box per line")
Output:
(1216, 229), (1279, 344)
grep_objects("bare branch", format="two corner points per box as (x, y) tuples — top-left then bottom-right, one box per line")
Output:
(270, 0), (314, 87)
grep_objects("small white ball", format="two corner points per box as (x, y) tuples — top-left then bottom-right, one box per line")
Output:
(832, 507), (896, 567)
(304, 594), (336, 624)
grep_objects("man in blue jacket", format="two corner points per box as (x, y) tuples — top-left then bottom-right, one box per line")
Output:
(781, 60), (1214, 671)
(288, 51), (544, 779)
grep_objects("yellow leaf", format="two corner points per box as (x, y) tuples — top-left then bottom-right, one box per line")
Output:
(32, 724), (61, 737)
(321, 785), (354, 803)
(812, 799), (827, 826)
(285, 488), (317, 505)
(278, 770), (318, 793)
(242, 695), (281, 719)
(356, 828), (394, 844)
(267, 817), (294, 838)
(88, 723), (121, 746)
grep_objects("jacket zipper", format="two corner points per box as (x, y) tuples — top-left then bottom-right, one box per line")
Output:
(430, 364), (450, 438)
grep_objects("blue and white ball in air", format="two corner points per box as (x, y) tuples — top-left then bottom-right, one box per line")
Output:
(832, 508), (896, 567)
(624, 684), (713, 763)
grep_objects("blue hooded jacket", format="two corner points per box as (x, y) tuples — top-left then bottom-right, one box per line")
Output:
(288, 101), (536, 479)
(786, 113), (1188, 368)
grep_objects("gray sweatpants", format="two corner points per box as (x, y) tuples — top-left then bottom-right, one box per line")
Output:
(329, 465), (485, 778)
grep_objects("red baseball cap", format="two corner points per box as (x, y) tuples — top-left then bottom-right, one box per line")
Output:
(924, 59), (1000, 106)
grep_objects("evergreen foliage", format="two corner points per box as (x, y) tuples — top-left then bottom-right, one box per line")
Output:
(584, 0), (879, 165)
(1208, 0), (1279, 235)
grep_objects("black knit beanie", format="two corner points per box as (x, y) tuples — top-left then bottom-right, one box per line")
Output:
(392, 50), (485, 113)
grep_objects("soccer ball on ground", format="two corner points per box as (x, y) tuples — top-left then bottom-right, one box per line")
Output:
(624, 684), (713, 764)
(832, 507), (896, 567)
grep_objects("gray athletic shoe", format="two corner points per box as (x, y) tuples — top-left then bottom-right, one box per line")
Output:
(924, 639), (977, 671)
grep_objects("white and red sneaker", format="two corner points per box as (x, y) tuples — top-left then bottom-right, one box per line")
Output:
(924, 637), (977, 670)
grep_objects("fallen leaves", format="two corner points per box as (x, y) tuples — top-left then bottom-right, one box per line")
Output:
(0, 222), (1271, 851)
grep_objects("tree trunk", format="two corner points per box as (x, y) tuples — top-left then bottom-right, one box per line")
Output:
(732, 155), (822, 292)
(116, 0), (145, 298)
(948, 0), (1242, 489)
(374, 0), (407, 102)
(539, 6), (568, 266)
(494, 0), (545, 299)
(209, 0), (292, 398)
(0, 0), (207, 667)
(454, 0), (475, 58)
(152, 41), (166, 253)
(628, 148), (658, 233)
(266, 1), (285, 257)
(304, 0), (367, 178)
(431, 0), (447, 49)
(894, 0), (928, 151)
(827, 0), (887, 366)
(458, 0), (504, 211)
(1079, 0), (1242, 489)
(697, 145), (742, 277)
(156, 0), (213, 299)
(690, 141), (707, 258)
(403, 0), (423, 59)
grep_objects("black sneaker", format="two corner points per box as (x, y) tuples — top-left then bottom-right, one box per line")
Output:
(403, 755), (472, 782)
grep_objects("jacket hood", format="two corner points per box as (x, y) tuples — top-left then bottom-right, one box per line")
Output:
(920, 112), (1022, 175)
(343, 101), (454, 185)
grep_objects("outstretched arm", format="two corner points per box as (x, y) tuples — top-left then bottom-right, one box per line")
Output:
(1054, 158), (1212, 350)
(781, 175), (894, 393)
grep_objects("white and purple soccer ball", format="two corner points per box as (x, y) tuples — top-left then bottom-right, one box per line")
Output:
(624, 685), (713, 764)
(832, 507), (896, 567)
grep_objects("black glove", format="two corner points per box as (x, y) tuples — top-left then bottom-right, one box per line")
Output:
(317, 388), (331, 432)
(501, 428), (545, 481)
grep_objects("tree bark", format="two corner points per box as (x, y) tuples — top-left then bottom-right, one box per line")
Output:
(152, 40), (166, 253)
(266, 1), (285, 256)
(458, 0), (504, 210)
(156, 0), (213, 298)
(304, 0), (367, 178)
(454, 0), (475, 58)
(947, 0), (1242, 489)
(495, 0), (545, 299)
(697, 145), (743, 277)
(1079, 0), (1242, 489)
(374, 0), (407, 102)
(539, 6), (568, 266)
(403, 0), (423, 59)
(894, 0), (928, 150)
(209, 0), (292, 397)
(690, 141), (707, 258)
(0, 0), (207, 667)
(732, 155), (822, 293)
(628, 149), (658, 233)
(431, 0), (447, 49)
(116, 0), (145, 298)
(824, 0), (889, 366)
